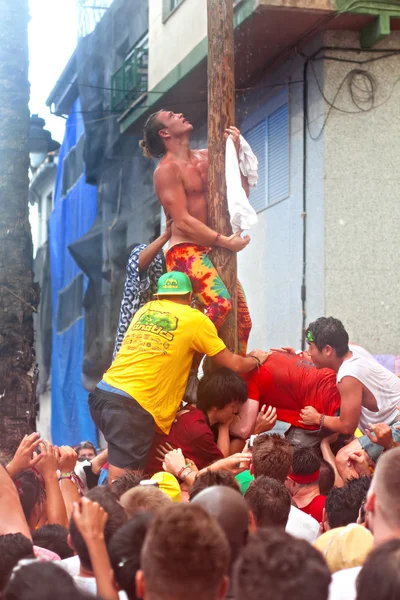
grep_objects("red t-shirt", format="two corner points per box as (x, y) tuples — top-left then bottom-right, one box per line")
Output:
(299, 495), (326, 524)
(244, 353), (341, 429)
(146, 406), (223, 475)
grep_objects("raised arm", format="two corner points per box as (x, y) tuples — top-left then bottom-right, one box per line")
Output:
(212, 348), (271, 375)
(0, 465), (32, 540)
(154, 163), (249, 251)
(138, 219), (172, 273)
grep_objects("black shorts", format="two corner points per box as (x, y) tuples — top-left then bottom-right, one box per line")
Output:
(89, 387), (155, 470)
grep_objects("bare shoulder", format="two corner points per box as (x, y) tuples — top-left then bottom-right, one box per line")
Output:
(154, 160), (182, 184)
(338, 376), (363, 393)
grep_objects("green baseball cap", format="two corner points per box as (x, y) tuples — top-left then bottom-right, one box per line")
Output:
(157, 271), (193, 295)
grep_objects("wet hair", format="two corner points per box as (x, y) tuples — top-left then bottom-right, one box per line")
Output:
(325, 476), (371, 529)
(356, 539), (400, 600)
(109, 512), (153, 600)
(189, 470), (241, 501)
(69, 487), (127, 571)
(3, 561), (98, 600)
(307, 317), (349, 358)
(319, 459), (335, 496)
(196, 368), (247, 414)
(0, 534), (35, 591)
(234, 528), (331, 600)
(140, 110), (167, 159)
(251, 434), (293, 483)
(14, 470), (46, 525)
(245, 476), (291, 529)
(75, 441), (96, 456)
(141, 504), (230, 600)
(120, 486), (171, 519)
(110, 470), (149, 499)
(32, 524), (74, 560)
(292, 446), (321, 478)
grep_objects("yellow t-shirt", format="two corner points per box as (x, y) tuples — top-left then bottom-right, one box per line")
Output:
(103, 299), (226, 434)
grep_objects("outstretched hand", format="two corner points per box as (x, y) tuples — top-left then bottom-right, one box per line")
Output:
(227, 229), (250, 253)
(224, 125), (241, 155)
(254, 405), (277, 435)
(365, 423), (396, 450)
(6, 432), (43, 479)
(72, 497), (108, 542)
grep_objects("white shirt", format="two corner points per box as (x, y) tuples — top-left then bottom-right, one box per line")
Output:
(286, 505), (320, 544)
(59, 556), (128, 599)
(337, 344), (400, 433)
(328, 566), (361, 600)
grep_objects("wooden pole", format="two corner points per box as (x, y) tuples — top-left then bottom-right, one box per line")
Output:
(207, 0), (238, 353)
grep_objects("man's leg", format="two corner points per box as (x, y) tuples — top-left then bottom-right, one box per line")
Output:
(166, 243), (232, 330)
(89, 389), (155, 479)
(237, 281), (252, 356)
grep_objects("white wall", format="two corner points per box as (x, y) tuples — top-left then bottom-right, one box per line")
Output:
(323, 31), (400, 353)
(148, 0), (207, 90)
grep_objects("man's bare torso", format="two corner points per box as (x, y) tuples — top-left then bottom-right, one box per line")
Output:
(155, 149), (208, 247)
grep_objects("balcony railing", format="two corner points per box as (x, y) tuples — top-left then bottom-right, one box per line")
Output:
(111, 47), (148, 113)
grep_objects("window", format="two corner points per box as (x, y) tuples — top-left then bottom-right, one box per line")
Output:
(111, 33), (148, 112)
(162, 0), (184, 22)
(246, 103), (289, 213)
(62, 135), (85, 197)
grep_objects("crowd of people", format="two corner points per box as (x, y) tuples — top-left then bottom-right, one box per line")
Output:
(3, 111), (400, 599)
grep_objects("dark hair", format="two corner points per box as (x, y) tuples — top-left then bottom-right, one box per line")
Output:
(69, 487), (127, 571)
(3, 561), (98, 600)
(244, 477), (291, 529)
(234, 528), (331, 600)
(319, 459), (335, 496)
(14, 470), (46, 525)
(140, 111), (167, 159)
(292, 446), (321, 477)
(32, 524), (74, 560)
(0, 534), (35, 591)
(189, 470), (241, 501)
(196, 368), (247, 414)
(356, 539), (400, 600)
(75, 441), (96, 456)
(325, 476), (371, 529)
(109, 513), (153, 600)
(252, 434), (293, 483)
(307, 317), (349, 357)
(110, 470), (149, 499)
(141, 504), (230, 600)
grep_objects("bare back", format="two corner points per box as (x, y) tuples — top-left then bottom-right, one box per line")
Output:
(154, 149), (209, 247)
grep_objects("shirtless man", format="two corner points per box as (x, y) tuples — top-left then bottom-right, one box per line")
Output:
(300, 316), (400, 478)
(139, 110), (252, 355)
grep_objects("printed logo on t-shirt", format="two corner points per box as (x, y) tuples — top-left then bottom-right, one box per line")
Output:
(131, 309), (178, 342)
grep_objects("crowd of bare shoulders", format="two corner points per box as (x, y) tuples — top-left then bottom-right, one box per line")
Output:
(0, 414), (399, 600)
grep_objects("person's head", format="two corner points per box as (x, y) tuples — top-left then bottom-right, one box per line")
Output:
(14, 470), (47, 530)
(140, 110), (193, 159)
(251, 434), (293, 482)
(0, 534), (35, 592)
(32, 524), (74, 559)
(191, 486), (249, 569)
(120, 485), (172, 519)
(109, 513), (153, 600)
(3, 561), (97, 600)
(196, 368), (247, 426)
(324, 476), (371, 530)
(306, 317), (350, 370)
(155, 271), (193, 305)
(75, 441), (97, 461)
(319, 459), (335, 496)
(245, 476), (291, 530)
(110, 470), (149, 499)
(356, 539), (400, 600)
(189, 470), (241, 501)
(68, 487), (127, 572)
(286, 446), (321, 496)
(365, 447), (400, 546)
(137, 504), (230, 600)
(314, 523), (374, 573)
(234, 528), (331, 600)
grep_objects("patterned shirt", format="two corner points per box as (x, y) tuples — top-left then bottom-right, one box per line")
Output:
(113, 244), (165, 359)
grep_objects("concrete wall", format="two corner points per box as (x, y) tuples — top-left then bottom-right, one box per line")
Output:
(148, 0), (207, 90)
(322, 31), (400, 353)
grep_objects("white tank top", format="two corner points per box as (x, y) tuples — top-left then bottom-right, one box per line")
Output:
(337, 344), (400, 433)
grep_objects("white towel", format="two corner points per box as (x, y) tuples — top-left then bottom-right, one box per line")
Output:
(225, 135), (258, 233)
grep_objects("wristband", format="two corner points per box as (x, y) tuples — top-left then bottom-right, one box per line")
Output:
(249, 355), (261, 371)
(213, 233), (221, 246)
(177, 466), (191, 481)
(181, 469), (193, 482)
(319, 414), (325, 430)
(60, 472), (74, 478)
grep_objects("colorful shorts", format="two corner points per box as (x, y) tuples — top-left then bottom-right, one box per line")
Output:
(166, 243), (251, 355)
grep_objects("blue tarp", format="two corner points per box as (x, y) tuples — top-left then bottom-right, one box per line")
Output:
(49, 98), (98, 446)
